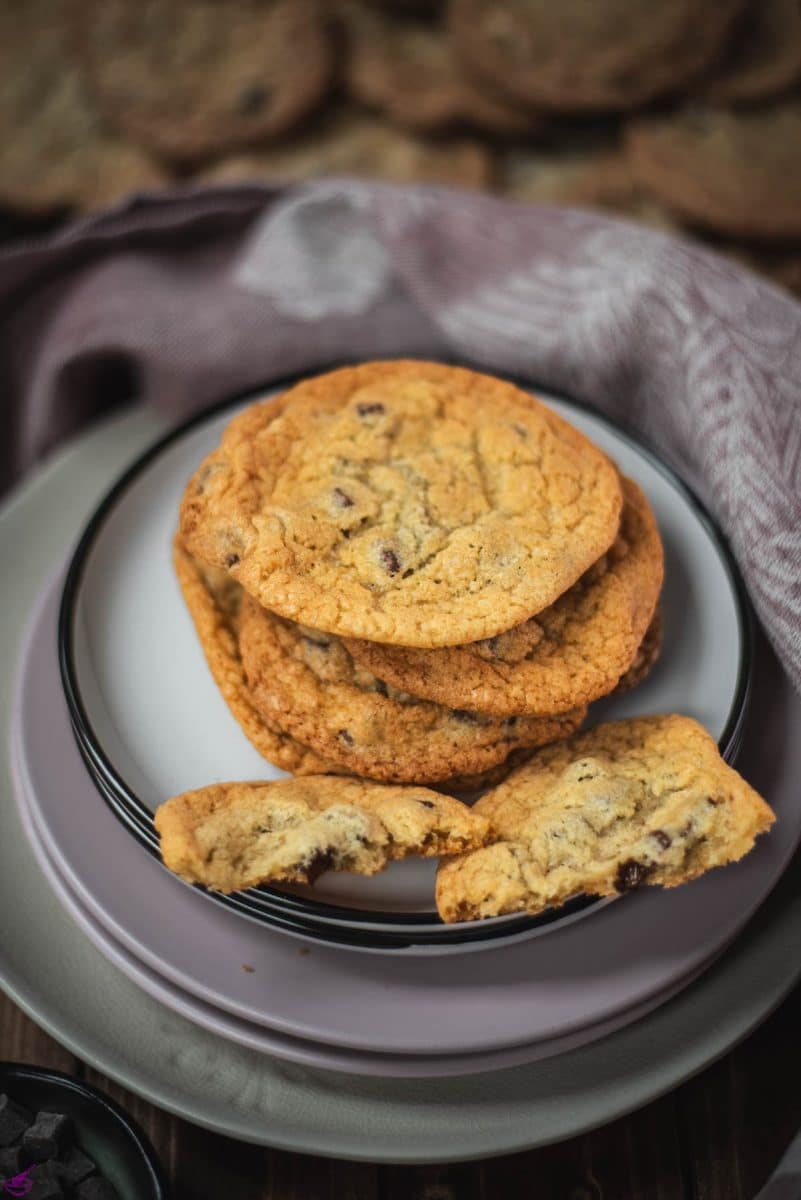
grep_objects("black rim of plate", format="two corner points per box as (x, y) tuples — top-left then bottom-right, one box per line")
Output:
(58, 362), (754, 950)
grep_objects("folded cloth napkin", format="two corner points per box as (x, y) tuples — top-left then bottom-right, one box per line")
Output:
(1, 179), (799, 692)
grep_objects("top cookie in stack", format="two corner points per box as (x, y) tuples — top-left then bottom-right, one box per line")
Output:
(177, 361), (664, 785)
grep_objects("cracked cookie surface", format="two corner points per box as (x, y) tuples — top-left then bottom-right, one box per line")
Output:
(179, 360), (623, 647)
(238, 596), (587, 784)
(173, 535), (339, 776)
(155, 776), (489, 893)
(346, 476), (663, 716)
(436, 715), (774, 922)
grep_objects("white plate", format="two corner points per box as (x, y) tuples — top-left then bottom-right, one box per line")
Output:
(2, 405), (799, 1161)
(61, 381), (750, 938)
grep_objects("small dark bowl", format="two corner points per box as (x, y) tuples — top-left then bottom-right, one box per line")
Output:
(0, 1063), (168, 1200)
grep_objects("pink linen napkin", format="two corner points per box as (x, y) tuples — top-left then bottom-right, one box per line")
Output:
(1, 179), (799, 691)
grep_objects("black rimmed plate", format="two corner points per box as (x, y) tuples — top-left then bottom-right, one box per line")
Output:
(58, 370), (753, 952)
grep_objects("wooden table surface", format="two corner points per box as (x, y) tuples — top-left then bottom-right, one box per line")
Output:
(1, 985), (798, 1199)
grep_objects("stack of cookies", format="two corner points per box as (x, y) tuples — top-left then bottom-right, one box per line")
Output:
(159, 360), (775, 920)
(175, 360), (664, 788)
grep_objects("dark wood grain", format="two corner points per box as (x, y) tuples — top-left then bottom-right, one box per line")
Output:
(2, 986), (799, 1199)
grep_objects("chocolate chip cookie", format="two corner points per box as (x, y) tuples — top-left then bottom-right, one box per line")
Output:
(194, 106), (493, 189)
(625, 100), (801, 241)
(449, 0), (746, 112)
(436, 715), (775, 921)
(173, 535), (338, 776)
(179, 361), (624, 647)
(78, 0), (335, 165)
(238, 596), (587, 783)
(339, 0), (541, 135)
(0, 0), (165, 213)
(345, 476), (663, 716)
(155, 775), (489, 892)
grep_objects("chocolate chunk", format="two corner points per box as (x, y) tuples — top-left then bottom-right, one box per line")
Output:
(337, 729), (354, 746)
(225, 553), (240, 567)
(0, 1145), (19, 1176)
(73, 1178), (120, 1200)
(236, 84), (271, 115)
(356, 402), (385, 417)
(614, 859), (653, 893)
(504, 716), (518, 728)
(25, 1160), (63, 1199)
(0, 1095), (32, 1147)
(54, 1146), (95, 1187)
(302, 635), (330, 649)
(451, 709), (477, 723)
(22, 1112), (72, 1161)
(373, 680), (388, 697)
(419, 800), (436, 810)
(304, 851), (333, 885)
(380, 548), (401, 575)
(332, 487), (354, 508)
(652, 830), (672, 850)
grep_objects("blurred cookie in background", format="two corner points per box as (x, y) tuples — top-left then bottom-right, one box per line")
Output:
(625, 98), (801, 241)
(0, 0), (166, 214)
(703, 0), (801, 105)
(77, 0), (336, 166)
(501, 134), (675, 229)
(339, 0), (544, 135)
(448, 0), (747, 112)
(194, 106), (493, 189)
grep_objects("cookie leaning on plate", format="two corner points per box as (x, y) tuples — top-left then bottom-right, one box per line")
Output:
(346, 476), (663, 716)
(237, 596), (587, 783)
(436, 716), (774, 922)
(155, 776), (489, 893)
(179, 361), (624, 647)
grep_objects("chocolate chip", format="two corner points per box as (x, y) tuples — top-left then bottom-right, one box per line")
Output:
(338, 729), (354, 746)
(614, 859), (653, 893)
(452, 709), (477, 723)
(304, 851), (333, 885)
(356, 402), (385, 417)
(380, 548), (401, 575)
(22, 1112), (72, 1161)
(373, 680), (388, 697)
(332, 487), (354, 508)
(652, 830), (672, 850)
(419, 800), (436, 810)
(302, 635), (330, 649)
(225, 553), (240, 567)
(505, 716), (518, 728)
(236, 84), (271, 115)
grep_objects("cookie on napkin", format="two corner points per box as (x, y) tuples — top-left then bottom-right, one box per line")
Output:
(436, 715), (774, 921)
(155, 776), (489, 892)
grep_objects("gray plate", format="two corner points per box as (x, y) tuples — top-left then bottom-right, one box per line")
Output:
(2, 407), (800, 1162)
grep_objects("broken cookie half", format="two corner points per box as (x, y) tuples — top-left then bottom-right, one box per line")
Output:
(154, 775), (489, 893)
(436, 715), (775, 923)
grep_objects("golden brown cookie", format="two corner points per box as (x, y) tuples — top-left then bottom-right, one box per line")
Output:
(436, 715), (775, 921)
(155, 775), (489, 892)
(77, 0), (335, 166)
(179, 361), (624, 648)
(704, 0), (801, 105)
(0, 0), (165, 213)
(448, 0), (746, 113)
(614, 607), (662, 694)
(193, 106), (493, 189)
(502, 143), (675, 230)
(238, 597), (587, 783)
(339, 0), (542, 135)
(345, 477), (663, 716)
(173, 536), (339, 776)
(625, 100), (801, 241)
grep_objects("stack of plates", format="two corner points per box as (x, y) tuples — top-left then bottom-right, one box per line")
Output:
(10, 379), (797, 1087)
